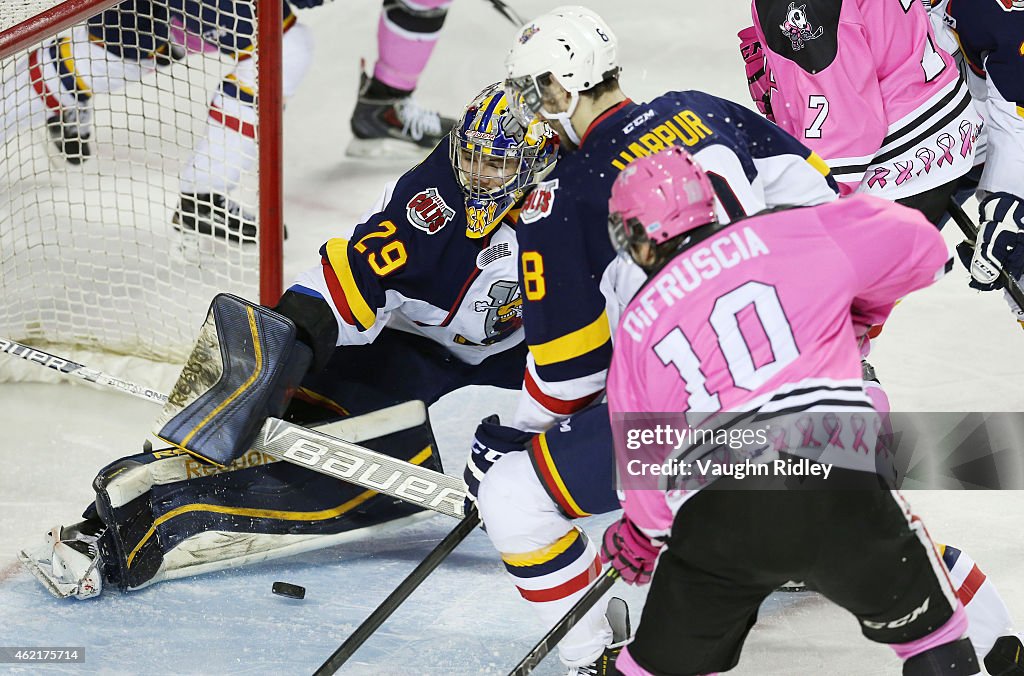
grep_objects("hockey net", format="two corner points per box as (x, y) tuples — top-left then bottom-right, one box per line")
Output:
(0, 0), (283, 386)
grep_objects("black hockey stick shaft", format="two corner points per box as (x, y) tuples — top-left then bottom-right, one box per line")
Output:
(507, 567), (620, 676)
(946, 198), (1024, 310)
(0, 337), (467, 519)
(313, 505), (482, 676)
(484, 0), (525, 26)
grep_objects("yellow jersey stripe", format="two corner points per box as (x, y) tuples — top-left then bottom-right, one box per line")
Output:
(806, 152), (831, 178)
(225, 73), (257, 98)
(325, 238), (376, 330)
(535, 434), (589, 518)
(58, 38), (92, 96)
(529, 311), (611, 367)
(502, 528), (580, 567)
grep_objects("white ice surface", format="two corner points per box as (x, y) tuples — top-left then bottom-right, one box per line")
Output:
(1, 0), (1023, 674)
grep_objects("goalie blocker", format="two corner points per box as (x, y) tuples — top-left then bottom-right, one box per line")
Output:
(20, 401), (442, 598)
(154, 293), (323, 467)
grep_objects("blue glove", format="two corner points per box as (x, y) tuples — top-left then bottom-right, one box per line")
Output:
(958, 192), (1024, 291)
(463, 415), (532, 510)
(289, 0), (325, 8)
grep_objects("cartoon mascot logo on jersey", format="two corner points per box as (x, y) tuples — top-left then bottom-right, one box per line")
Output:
(779, 2), (823, 51)
(473, 280), (523, 344)
(519, 179), (558, 224)
(406, 188), (455, 234)
(996, 0), (1024, 10)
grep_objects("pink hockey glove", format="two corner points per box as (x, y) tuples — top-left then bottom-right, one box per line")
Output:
(600, 516), (662, 586)
(738, 26), (776, 123)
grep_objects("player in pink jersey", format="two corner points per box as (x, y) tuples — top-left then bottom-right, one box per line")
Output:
(738, 0), (981, 224)
(735, 0), (981, 416)
(600, 146), (990, 675)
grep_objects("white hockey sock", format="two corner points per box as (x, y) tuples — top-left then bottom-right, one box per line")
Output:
(179, 22), (312, 196)
(477, 451), (612, 666)
(940, 543), (1017, 660)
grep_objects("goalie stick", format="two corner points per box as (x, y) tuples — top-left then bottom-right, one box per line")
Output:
(946, 198), (1024, 312)
(314, 505), (482, 676)
(0, 337), (466, 519)
(507, 568), (620, 676)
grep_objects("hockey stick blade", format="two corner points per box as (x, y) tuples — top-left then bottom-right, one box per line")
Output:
(507, 567), (620, 676)
(946, 199), (1024, 311)
(0, 337), (466, 519)
(314, 505), (482, 675)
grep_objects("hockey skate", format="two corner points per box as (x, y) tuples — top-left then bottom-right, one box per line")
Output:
(569, 597), (631, 676)
(346, 71), (455, 158)
(19, 519), (105, 600)
(46, 107), (92, 165)
(173, 193), (258, 244)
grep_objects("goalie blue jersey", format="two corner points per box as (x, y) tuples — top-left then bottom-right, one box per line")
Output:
(291, 138), (526, 366)
(511, 90), (839, 432)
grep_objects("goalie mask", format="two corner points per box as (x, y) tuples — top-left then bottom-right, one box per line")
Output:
(450, 82), (556, 238)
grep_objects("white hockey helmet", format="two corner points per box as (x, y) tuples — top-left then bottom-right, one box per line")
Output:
(504, 6), (619, 144)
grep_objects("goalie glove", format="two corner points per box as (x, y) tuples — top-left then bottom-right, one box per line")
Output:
(154, 294), (314, 467)
(738, 26), (776, 123)
(959, 193), (1024, 291)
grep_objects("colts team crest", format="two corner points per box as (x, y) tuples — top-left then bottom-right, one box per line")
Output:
(779, 2), (823, 51)
(406, 188), (455, 234)
(519, 179), (558, 224)
(473, 280), (523, 343)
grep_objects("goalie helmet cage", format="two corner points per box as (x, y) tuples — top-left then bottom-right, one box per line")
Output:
(0, 0), (283, 383)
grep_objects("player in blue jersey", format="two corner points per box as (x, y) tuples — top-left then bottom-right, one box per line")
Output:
(19, 83), (556, 600)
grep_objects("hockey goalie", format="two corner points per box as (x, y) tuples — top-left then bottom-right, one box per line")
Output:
(19, 82), (556, 599)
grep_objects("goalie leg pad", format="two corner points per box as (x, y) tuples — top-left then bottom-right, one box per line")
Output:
(94, 403), (441, 592)
(155, 293), (313, 467)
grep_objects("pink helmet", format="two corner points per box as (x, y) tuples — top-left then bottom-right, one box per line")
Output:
(607, 146), (717, 260)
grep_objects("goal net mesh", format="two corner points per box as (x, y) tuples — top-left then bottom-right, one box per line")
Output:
(1, 0), (274, 383)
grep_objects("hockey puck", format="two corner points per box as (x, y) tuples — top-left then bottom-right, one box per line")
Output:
(272, 581), (306, 599)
